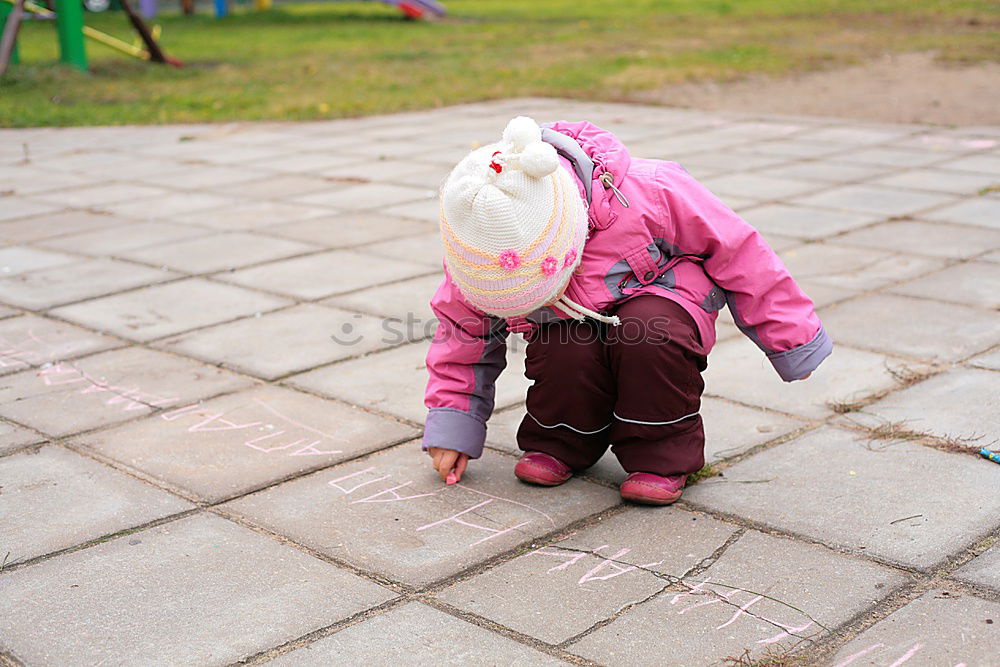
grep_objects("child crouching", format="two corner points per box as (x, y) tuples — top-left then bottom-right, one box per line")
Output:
(422, 116), (831, 505)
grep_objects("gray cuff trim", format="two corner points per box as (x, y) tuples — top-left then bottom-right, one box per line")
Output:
(767, 325), (833, 382)
(422, 408), (486, 459)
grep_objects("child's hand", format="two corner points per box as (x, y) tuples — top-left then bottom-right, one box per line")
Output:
(427, 447), (469, 484)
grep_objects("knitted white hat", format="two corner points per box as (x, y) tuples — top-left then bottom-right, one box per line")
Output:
(439, 116), (618, 324)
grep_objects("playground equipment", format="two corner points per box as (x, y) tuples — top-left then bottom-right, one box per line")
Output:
(156, 0), (446, 20)
(0, 0), (180, 74)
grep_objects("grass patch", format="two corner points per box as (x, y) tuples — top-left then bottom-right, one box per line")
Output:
(1, 0), (998, 126)
(859, 419), (988, 457)
(689, 463), (720, 484)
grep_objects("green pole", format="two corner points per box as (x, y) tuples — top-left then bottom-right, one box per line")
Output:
(0, 1), (20, 66)
(54, 0), (87, 71)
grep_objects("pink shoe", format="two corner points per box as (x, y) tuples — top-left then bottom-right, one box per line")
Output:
(620, 472), (686, 505)
(514, 451), (572, 486)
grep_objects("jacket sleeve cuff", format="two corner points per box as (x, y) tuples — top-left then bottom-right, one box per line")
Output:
(421, 408), (486, 459)
(767, 326), (833, 382)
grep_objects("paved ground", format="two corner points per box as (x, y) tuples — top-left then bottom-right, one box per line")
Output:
(1, 98), (999, 666)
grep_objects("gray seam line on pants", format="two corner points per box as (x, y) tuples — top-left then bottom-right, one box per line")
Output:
(612, 411), (699, 426)
(526, 409), (613, 435)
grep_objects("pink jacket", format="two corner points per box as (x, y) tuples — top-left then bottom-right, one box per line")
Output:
(423, 121), (832, 458)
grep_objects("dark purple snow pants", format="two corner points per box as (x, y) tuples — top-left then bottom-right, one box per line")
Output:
(516, 295), (708, 477)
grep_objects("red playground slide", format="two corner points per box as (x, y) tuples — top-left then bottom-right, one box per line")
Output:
(384, 0), (445, 19)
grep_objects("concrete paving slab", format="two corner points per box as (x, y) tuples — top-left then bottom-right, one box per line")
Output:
(175, 200), (334, 231)
(50, 278), (292, 342)
(136, 164), (271, 190)
(320, 159), (453, 190)
(158, 303), (396, 380)
(685, 426), (1000, 569)
(2, 166), (95, 197)
(75, 384), (415, 502)
(955, 544), (1000, 591)
(829, 590), (1000, 667)
(0, 513), (396, 666)
(0, 314), (120, 377)
(740, 204), (881, 240)
(968, 346), (1000, 371)
(98, 192), (240, 220)
(704, 336), (922, 419)
(868, 167), (1000, 195)
(701, 173), (822, 201)
(217, 249), (433, 300)
(568, 529), (905, 666)
(0, 258), (180, 310)
(820, 294), (1000, 363)
(33, 183), (172, 209)
(293, 182), (432, 211)
(269, 602), (563, 666)
(890, 261), (1000, 309)
(36, 220), (211, 255)
(840, 146), (946, 168)
(936, 152), (1000, 175)
(839, 367), (1000, 448)
(354, 231), (445, 268)
(286, 340), (530, 423)
(255, 152), (348, 174)
(747, 139), (848, 159)
(438, 508), (738, 645)
(792, 280), (858, 309)
(221, 444), (620, 586)
(0, 345), (253, 437)
(833, 220), (1000, 259)
(0, 445), (193, 564)
(259, 213), (435, 249)
(381, 196), (443, 223)
(789, 184), (957, 218)
(211, 174), (335, 200)
(120, 232), (318, 274)
(922, 197), (1000, 230)
(322, 272), (441, 326)
(666, 150), (788, 175)
(755, 161), (890, 184)
(0, 197), (60, 222)
(0, 210), (128, 245)
(0, 420), (44, 453)
(0, 246), (78, 276)
(778, 243), (946, 292)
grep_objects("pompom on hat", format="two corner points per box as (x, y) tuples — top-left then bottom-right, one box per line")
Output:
(439, 116), (620, 325)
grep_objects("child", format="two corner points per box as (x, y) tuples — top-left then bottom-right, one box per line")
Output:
(422, 116), (831, 505)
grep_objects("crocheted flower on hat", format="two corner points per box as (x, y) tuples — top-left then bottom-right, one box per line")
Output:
(498, 249), (521, 271)
(541, 256), (559, 276)
(563, 248), (578, 268)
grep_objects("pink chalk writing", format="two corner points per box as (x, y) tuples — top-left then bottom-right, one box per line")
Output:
(351, 481), (439, 504)
(888, 643), (924, 667)
(0, 328), (94, 370)
(416, 500), (532, 547)
(328, 467), (392, 494)
(36, 362), (178, 412)
(537, 552), (821, 647)
(533, 545), (662, 584)
(833, 643), (886, 667)
(326, 465), (548, 548)
(160, 400), (343, 458)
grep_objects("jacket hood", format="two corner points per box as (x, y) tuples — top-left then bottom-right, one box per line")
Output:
(543, 120), (632, 230)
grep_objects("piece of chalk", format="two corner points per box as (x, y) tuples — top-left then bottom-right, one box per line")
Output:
(446, 471), (458, 485)
(980, 448), (1000, 465)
